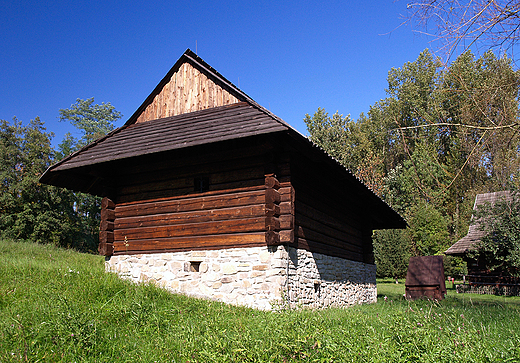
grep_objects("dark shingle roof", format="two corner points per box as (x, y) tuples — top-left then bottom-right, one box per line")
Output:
(445, 191), (511, 256)
(51, 102), (287, 171)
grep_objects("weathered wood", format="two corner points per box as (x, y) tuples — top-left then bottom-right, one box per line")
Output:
(99, 231), (114, 243)
(98, 242), (114, 256)
(116, 189), (265, 218)
(279, 229), (295, 243)
(265, 216), (280, 231)
(265, 175), (280, 189)
(118, 179), (265, 203)
(279, 214), (294, 230)
(135, 61), (240, 123)
(296, 200), (362, 238)
(279, 201), (292, 215)
(296, 225), (364, 254)
(115, 217), (266, 241)
(115, 204), (265, 229)
(101, 197), (115, 210)
(101, 209), (116, 222)
(100, 220), (115, 232)
(295, 213), (362, 246)
(265, 204), (280, 218)
(265, 188), (281, 204)
(297, 237), (364, 262)
(113, 233), (266, 253)
(118, 163), (264, 196)
(265, 230), (280, 245)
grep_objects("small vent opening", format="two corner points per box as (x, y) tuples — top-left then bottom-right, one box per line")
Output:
(194, 176), (209, 193)
(314, 282), (321, 297)
(190, 261), (201, 272)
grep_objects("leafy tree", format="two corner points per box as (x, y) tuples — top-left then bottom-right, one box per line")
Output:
(58, 97), (121, 150)
(305, 48), (520, 276)
(0, 118), (78, 246)
(58, 98), (122, 250)
(373, 229), (412, 279)
(408, 201), (450, 256)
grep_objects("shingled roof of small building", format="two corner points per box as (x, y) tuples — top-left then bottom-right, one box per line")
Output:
(40, 49), (407, 230)
(445, 191), (511, 256)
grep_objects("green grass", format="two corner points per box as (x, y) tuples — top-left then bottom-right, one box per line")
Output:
(1, 239), (520, 362)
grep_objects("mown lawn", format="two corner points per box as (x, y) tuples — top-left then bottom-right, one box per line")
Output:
(1, 239), (520, 362)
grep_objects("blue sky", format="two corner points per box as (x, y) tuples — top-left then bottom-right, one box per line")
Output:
(1, 0), (433, 146)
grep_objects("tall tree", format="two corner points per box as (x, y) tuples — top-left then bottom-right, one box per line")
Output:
(406, 0), (520, 60)
(58, 97), (121, 151)
(306, 48), (520, 276)
(0, 118), (78, 246)
(58, 98), (122, 250)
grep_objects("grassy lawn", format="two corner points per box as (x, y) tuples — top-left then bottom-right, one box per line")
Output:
(1, 239), (520, 362)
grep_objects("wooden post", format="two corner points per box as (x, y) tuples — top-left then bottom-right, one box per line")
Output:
(99, 197), (115, 256)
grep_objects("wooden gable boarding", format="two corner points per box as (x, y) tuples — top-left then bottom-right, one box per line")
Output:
(40, 49), (406, 262)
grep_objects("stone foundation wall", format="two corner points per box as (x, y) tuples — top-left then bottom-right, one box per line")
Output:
(105, 246), (377, 310)
(285, 248), (377, 309)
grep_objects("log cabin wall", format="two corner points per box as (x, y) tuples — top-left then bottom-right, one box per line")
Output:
(136, 62), (240, 124)
(99, 137), (294, 256)
(289, 152), (369, 263)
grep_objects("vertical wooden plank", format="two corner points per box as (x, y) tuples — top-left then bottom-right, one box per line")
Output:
(183, 63), (189, 114)
(201, 73), (208, 109)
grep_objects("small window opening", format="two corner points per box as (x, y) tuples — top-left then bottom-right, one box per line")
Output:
(194, 176), (209, 193)
(190, 261), (201, 272)
(314, 282), (321, 297)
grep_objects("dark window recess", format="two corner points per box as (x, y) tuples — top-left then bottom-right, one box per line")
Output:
(194, 176), (209, 192)
(190, 261), (201, 272)
(314, 282), (321, 297)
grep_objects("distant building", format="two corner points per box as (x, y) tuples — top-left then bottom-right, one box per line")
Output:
(445, 191), (511, 275)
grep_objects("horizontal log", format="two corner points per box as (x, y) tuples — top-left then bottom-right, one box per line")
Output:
(265, 216), (280, 231)
(265, 230), (280, 245)
(296, 200), (362, 238)
(98, 242), (114, 256)
(113, 232), (266, 253)
(265, 176), (280, 190)
(297, 237), (364, 262)
(99, 231), (114, 243)
(116, 189), (265, 218)
(265, 188), (281, 204)
(121, 155), (265, 187)
(280, 229), (294, 243)
(265, 204), (280, 218)
(295, 213), (362, 245)
(111, 133), (269, 176)
(115, 217), (266, 240)
(280, 201), (292, 215)
(296, 225), (363, 254)
(280, 214), (294, 230)
(118, 179), (265, 202)
(101, 197), (115, 210)
(101, 209), (116, 222)
(119, 165), (264, 196)
(115, 204), (265, 229)
(279, 186), (293, 203)
(100, 220), (115, 232)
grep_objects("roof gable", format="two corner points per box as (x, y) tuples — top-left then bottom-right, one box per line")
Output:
(445, 191), (511, 255)
(128, 49), (251, 125)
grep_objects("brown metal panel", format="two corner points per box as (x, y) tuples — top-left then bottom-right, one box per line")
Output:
(405, 256), (447, 300)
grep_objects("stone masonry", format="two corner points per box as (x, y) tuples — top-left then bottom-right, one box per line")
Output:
(105, 246), (377, 310)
